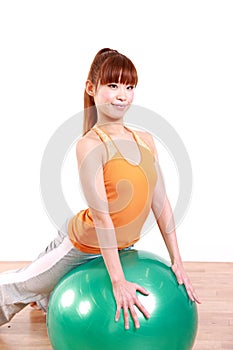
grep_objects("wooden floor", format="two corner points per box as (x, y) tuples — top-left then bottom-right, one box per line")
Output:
(0, 261), (232, 350)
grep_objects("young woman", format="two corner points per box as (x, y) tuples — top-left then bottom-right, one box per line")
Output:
(0, 48), (200, 330)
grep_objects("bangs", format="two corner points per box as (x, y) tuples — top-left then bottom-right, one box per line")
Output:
(98, 55), (138, 87)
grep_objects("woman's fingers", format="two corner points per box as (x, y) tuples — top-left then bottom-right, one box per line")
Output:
(134, 295), (151, 319)
(116, 304), (145, 330)
(113, 280), (151, 329)
(123, 305), (130, 329)
(129, 305), (140, 329)
(135, 284), (150, 295)
(115, 307), (121, 322)
(184, 283), (202, 304)
(193, 291), (202, 304)
(115, 293), (150, 329)
(172, 264), (201, 304)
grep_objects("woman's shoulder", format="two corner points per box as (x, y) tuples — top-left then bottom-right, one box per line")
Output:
(134, 129), (153, 143)
(77, 128), (104, 150)
(76, 128), (105, 164)
(133, 129), (158, 157)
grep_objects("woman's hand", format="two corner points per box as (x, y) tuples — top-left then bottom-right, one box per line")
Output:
(171, 262), (201, 304)
(112, 279), (150, 330)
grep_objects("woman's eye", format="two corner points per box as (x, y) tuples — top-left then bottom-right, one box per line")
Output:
(108, 84), (118, 89)
(127, 85), (135, 90)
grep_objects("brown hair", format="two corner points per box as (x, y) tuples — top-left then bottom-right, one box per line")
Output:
(83, 48), (138, 135)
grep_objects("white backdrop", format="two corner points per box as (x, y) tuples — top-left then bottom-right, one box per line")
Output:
(0, 1), (232, 262)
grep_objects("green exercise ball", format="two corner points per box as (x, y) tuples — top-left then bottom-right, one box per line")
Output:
(47, 250), (198, 350)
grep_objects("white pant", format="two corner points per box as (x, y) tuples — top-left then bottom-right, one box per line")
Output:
(0, 218), (100, 326)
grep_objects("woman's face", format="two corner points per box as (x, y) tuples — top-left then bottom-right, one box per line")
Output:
(93, 82), (135, 121)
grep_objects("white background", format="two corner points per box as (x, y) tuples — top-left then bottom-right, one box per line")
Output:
(0, 1), (232, 262)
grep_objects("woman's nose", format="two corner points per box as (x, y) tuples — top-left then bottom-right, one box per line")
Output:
(116, 87), (127, 101)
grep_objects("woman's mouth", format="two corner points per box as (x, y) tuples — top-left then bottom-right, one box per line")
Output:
(111, 104), (128, 109)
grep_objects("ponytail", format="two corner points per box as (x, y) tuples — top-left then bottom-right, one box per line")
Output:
(83, 90), (97, 136)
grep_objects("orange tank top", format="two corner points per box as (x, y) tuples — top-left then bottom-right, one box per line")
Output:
(68, 125), (157, 254)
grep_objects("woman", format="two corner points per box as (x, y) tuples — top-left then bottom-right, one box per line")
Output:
(0, 48), (200, 330)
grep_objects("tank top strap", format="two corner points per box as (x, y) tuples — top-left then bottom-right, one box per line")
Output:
(92, 126), (118, 160)
(124, 126), (153, 154)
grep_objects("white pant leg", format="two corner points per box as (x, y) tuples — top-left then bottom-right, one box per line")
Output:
(0, 219), (100, 326)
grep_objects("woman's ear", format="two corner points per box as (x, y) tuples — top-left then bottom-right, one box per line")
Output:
(85, 80), (95, 96)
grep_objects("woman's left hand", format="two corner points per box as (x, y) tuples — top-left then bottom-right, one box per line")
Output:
(171, 262), (201, 304)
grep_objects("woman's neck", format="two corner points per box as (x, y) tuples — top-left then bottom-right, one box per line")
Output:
(95, 121), (127, 136)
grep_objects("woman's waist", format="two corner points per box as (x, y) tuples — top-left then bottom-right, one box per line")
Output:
(68, 209), (147, 250)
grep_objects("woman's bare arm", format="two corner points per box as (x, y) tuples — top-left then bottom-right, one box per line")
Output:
(138, 131), (201, 304)
(76, 131), (151, 328)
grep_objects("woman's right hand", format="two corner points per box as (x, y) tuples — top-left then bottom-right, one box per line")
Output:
(112, 279), (150, 330)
